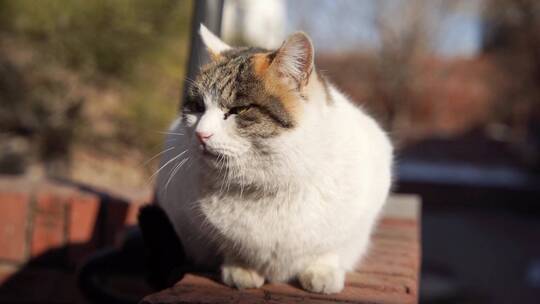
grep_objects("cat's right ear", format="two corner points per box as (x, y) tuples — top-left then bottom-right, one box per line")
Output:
(199, 24), (231, 60)
(269, 32), (314, 90)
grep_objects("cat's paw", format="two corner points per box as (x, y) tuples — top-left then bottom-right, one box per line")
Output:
(298, 265), (345, 294)
(221, 265), (265, 289)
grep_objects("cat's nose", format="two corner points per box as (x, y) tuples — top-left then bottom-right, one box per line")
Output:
(195, 131), (213, 144)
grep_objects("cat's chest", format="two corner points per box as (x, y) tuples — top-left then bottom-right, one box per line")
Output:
(199, 192), (317, 244)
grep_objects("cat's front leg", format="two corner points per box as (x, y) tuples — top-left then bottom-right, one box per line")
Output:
(221, 257), (265, 289)
(298, 253), (345, 294)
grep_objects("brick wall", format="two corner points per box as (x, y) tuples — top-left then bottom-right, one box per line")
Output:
(0, 176), (149, 281)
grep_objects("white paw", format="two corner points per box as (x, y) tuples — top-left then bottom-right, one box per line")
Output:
(221, 265), (265, 289)
(298, 265), (345, 294)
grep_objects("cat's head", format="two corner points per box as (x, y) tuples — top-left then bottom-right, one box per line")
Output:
(184, 24), (322, 163)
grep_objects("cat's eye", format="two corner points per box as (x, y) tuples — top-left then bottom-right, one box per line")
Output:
(224, 105), (252, 120)
(183, 96), (205, 114)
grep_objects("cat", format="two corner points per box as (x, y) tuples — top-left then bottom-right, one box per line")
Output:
(154, 24), (393, 294)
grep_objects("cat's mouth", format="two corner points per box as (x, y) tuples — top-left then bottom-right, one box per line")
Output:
(200, 144), (219, 159)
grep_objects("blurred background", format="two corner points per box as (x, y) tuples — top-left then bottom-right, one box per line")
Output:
(0, 0), (539, 303)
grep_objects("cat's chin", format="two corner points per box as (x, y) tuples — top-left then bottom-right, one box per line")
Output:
(201, 147), (218, 158)
(200, 148), (219, 161)
(199, 147), (227, 168)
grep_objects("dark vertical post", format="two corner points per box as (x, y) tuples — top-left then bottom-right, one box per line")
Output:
(180, 0), (224, 111)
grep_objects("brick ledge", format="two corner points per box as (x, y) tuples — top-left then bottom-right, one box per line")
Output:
(141, 195), (421, 304)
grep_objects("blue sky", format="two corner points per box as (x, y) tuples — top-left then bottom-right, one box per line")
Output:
(286, 0), (483, 57)
(435, 13), (482, 57)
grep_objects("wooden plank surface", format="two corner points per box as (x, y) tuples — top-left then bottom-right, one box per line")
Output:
(141, 195), (421, 304)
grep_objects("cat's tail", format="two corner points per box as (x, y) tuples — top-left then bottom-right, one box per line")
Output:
(138, 204), (188, 289)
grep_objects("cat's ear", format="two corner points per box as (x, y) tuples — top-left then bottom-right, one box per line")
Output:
(199, 24), (231, 60)
(269, 32), (314, 89)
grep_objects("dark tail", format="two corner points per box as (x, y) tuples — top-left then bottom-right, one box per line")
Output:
(138, 204), (188, 290)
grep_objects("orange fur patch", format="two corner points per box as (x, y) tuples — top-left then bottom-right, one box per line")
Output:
(209, 52), (222, 61)
(251, 52), (303, 124)
(251, 54), (271, 77)
(264, 68), (302, 120)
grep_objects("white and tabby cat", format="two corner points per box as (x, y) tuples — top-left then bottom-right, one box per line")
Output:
(155, 24), (393, 294)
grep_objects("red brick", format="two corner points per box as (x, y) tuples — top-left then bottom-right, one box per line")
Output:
(358, 261), (417, 280)
(0, 193), (29, 262)
(167, 274), (417, 304)
(124, 192), (151, 226)
(125, 203), (141, 226)
(141, 198), (422, 304)
(31, 192), (68, 256)
(103, 200), (129, 246)
(67, 194), (100, 243)
(67, 193), (100, 264)
(378, 218), (418, 228)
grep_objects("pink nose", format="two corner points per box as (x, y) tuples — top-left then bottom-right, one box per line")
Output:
(195, 131), (213, 144)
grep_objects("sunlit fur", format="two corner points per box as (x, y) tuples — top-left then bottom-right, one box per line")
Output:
(155, 25), (393, 294)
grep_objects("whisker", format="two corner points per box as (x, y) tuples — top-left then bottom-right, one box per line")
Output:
(164, 157), (190, 195)
(141, 146), (175, 167)
(147, 149), (188, 183)
(155, 131), (184, 136)
(183, 76), (204, 92)
(164, 138), (179, 143)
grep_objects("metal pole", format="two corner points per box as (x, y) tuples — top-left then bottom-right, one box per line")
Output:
(180, 0), (224, 111)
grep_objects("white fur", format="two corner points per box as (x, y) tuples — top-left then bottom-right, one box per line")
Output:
(156, 85), (392, 294)
(155, 31), (393, 295)
(199, 24), (231, 55)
